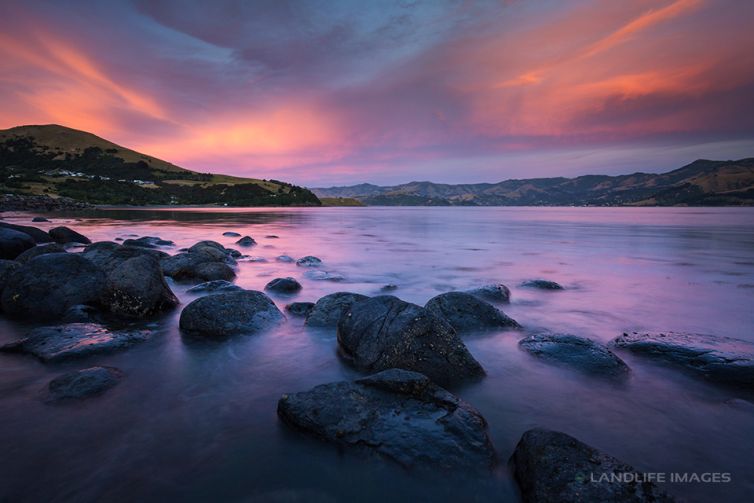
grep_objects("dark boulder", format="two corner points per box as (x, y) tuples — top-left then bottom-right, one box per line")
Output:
(510, 428), (676, 503)
(103, 255), (179, 318)
(0, 259), (21, 297)
(32, 217), (50, 223)
(83, 241), (167, 273)
(49, 226), (91, 244)
(0, 323), (151, 362)
(179, 290), (285, 337)
(0, 222), (52, 243)
(0, 228), (36, 259)
(223, 231), (241, 237)
(278, 369), (496, 471)
(425, 292), (519, 333)
(265, 235), (279, 239)
(337, 295), (485, 385)
(1, 253), (106, 320)
(61, 304), (100, 323)
(305, 292), (369, 327)
(521, 279), (563, 290)
(296, 255), (322, 267)
(265, 277), (302, 294)
(47, 367), (122, 402)
(122, 236), (174, 248)
(161, 252), (236, 283)
(236, 236), (257, 247)
(286, 302), (315, 317)
(14, 243), (66, 263)
(465, 283), (511, 303)
(187, 280), (243, 294)
(519, 334), (629, 379)
(612, 331), (754, 389)
(192, 261), (236, 282)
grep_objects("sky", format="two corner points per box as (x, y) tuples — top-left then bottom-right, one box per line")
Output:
(1, 0), (754, 187)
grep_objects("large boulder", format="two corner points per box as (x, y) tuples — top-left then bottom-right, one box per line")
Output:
(521, 279), (563, 290)
(179, 290), (285, 337)
(612, 331), (754, 389)
(161, 242), (236, 283)
(82, 241), (167, 273)
(0, 323), (151, 362)
(296, 255), (322, 267)
(236, 236), (256, 247)
(425, 292), (519, 333)
(465, 284), (511, 303)
(0, 259), (21, 297)
(510, 429), (676, 502)
(49, 226), (91, 244)
(519, 334), (629, 379)
(265, 277), (302, 294)
(1, 253), (106, 320)
(305, 292), (369, 327)
(103, 255), (179, 318)
(278, 369), (496, 471)
(337, 295), (485, 385)
(46, 367), (122, 402)
(122, 236), (174, 248)
(187, 280), (243, 294)
(286, 302), (315, 317)
(0, 222), (52, 243)
(14, 243), (66, 263)
(0, 227), (36, 259)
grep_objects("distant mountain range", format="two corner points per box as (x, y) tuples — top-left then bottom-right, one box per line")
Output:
(313, 158), (754, 206)
(0, 124), (320, 206)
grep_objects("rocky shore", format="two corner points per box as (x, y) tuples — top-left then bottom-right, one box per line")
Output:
(0, 217), (751, 502)
(0, 193), (94, 212)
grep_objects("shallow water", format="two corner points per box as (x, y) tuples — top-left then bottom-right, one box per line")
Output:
(1, 206), (753, 502)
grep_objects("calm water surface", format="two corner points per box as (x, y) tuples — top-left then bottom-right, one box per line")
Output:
(1, 207), (753, 502)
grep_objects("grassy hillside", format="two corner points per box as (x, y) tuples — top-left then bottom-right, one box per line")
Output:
(0, 124), (320, 206)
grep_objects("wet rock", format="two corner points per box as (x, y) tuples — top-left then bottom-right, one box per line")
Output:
(32, 217), (50, 223)
(0, 222), (52, 243)
(0, 259), (21, 297)
(278, 369), (496, 471)
(465, 283), (511, 303)
(83, 241), (167, 273)
(226, 248), (242, 259)
(305, 292), (369, 327)
(276, 255), (295, 263)
(223, 231), (242, 237)
(238, 256), (267, 263)
(14, 243), (66, 263)
(61, 304), (100, 323)
(179, 290), (285, 337)
(187, 280), (243, 294)
(265, 277), (302, 294)
(286, 302), (315, 317)
(1, 253), (106, 320)
(47, 366), (122, 402)
(161, 251), (236, 283)
(0, 323), (151, 362)
(613, 331), (754, 389)
(0, 227), (36, 259)
(519, 334), (630, 378)
(337, 295), (485, 385)
(189, 241), (234, 262)
(511, 428), (676, 503)
(304, 270), (344, 282)
(521, 279), (563, 290)
(265, 235), (279, 239)
(193, 261), (236, 282)
(103, 255), (179, 318)
(236, 236), (257, 247)
(49, 226), (91, 244)
(425, 292), (520, 333)
(296, 255), (322, 267)
(122, 236), (174, 248)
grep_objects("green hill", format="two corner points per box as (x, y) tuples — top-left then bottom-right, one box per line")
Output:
(0, 124), (320, 206)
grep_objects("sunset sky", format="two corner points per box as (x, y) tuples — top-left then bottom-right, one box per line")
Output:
(1, 0), (753, 186)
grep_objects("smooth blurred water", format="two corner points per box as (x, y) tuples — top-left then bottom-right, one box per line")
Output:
(0, 206), (753, 502)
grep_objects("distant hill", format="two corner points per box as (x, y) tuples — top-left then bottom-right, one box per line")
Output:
(0, 124), (320, 206)
(313, 159), (754, 206)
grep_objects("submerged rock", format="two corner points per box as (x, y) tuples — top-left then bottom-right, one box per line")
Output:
(223, 231), (241, 237)
(14, 243), (66, 263)
(278, 369), (496, 471)
(305, 292), (369, 327)
(103, 255), (179, 318)
(265, 277), (302, 294)
(47, 366), (122, 402)
(380, 284), (398, 292)
(32, 217), (50, 223)
(49, 226), (91, 244)
(276, 255), (295, 263)
(337, 295), (485, 385)
(122, 236), (174, 248)
(304, 270), (345, 282)
(510, 428), (676, 503)
(286, 302), (315, 317)
(0, 222), (52, 243)
(236, 236), (257, 247)
(0, 227), (36, 259)
(425, 292), (519, 333)
(465, 283), (511, 303)
(179, 290), (284, 337)
(613, 331), (754, 389)
(0, 323), (151, 362)
(521, 279), (563, 290)
(296, 255), (322, 267)
(519, 334), (629, 378)
(187, 280), (243, 294)
(1, 253), (106, 320)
